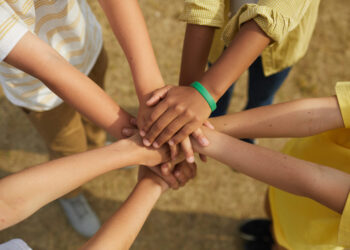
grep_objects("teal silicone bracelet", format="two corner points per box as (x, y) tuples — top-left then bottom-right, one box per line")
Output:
(190, 81), (217, 112)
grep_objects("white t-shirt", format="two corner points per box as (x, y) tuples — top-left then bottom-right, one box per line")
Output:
(0, 0), (103, 111)
(0, 239), (31, 250)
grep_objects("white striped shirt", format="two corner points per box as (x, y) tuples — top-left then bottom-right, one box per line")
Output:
(0, 0), (102, 111)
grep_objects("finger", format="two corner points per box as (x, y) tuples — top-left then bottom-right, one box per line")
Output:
(142, 101), (169, 134)
(192, 128), (210, 147)
(203, 120), (215, 130)
(169, 142), (179, 160)
(151, 165), (179, 189)
(145, 107), (183, 147)
(146, 86), (173, 106)
(154, 114), (192, 147)
(180, 137), (194, 163)
(179, 162), (194, 179)
(130, 117), (137, 127)
(199, 154), (207, 162)
(174, 168), (187, 187)
(121, 127), (138, 137)
(161, 162), (172, 176)
(170, 122), (200, 145)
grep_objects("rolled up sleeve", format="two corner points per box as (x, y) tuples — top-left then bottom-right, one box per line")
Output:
(335, 82), (350, 129)
(0, 2), (28, 61)
(179, 0), (225, 28)
(222, 0), (314, 45)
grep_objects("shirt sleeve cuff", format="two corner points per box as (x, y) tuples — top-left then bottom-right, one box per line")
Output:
(0, 20), (28, 61)
(222, 4), (293, 46)
(335, 82), (350, 129)
(179, 0), (225, 28)
(338, 192), (350, 247)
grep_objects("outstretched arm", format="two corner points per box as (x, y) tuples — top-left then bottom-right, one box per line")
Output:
(0, 136), (169, 230)
(4, 32), (132, 139)
(210, 96), (344, 138)
(81, 167), (172, 250)
(98, 0), (164, 102)
(192, 128), (350, 214)
(140, 20), (271, 147)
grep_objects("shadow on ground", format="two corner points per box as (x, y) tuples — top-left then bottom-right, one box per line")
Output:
(0, 189), (244, 250)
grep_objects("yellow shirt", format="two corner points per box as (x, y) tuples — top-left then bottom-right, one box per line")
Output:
(180, 0), (320, 76)
(269, 81), (350, 249)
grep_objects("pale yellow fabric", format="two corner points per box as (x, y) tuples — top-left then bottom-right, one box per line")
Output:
(180, 0), (320, 76)
(336, 82), (350, 128)
(0, 0), (102, 111)
(269, 82), (350, 250)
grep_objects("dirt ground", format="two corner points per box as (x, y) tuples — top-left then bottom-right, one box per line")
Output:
(0, 1), (349, 249)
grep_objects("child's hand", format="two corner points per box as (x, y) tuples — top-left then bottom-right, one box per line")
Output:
(138, 166), (169, 193)
(137, 86), (212, 163)
(139, 86), (212, 147)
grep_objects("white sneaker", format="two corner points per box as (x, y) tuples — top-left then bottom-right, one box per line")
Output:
(59, 194), (100, 237)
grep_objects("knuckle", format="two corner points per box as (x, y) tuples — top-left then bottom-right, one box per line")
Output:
(173, 104), (184, 113)
(149, 112), (158, 122)
(184, 110), (193, 118)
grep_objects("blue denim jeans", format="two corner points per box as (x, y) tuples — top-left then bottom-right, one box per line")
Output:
(210, 56), (292, 143)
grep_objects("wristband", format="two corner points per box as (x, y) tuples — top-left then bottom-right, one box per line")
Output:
(190, 81), (217, 112)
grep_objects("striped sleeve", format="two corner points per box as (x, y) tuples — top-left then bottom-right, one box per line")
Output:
(179, 0), (225, 28)
(335, 82), (350, 128)
(0, 1), (28, 61)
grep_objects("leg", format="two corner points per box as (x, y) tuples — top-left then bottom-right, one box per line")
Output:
(23, 103), (100, 237)
(208, 59), (235, 117)
(210, 84), (235, 117)
(246, 57), (291, 110)
(82, 46), (109, 149)
(242, 57), (291, 143)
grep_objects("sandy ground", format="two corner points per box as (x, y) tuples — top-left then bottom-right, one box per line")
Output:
(0, 0), (349, 249)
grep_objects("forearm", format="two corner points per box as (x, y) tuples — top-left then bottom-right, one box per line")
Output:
(179, 24), (215, 86)
(200, 20), (271, 101)
(81, 179), (162, 250)
(210, 96), (344, 138)
(0, 136), (168, 229)
(4, 32), (131, 139)
(0, 139), (141, 229)
(193, 128), (350, 213)
(99, 0), (164, 102)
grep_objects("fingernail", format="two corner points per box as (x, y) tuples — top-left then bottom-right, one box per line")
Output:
(122, 128), (131, 135)
(168, 139), (174, 146)
(153, 142), (159, 148)
(143, 138), (151, 146)
(200, 137), (209, 146)
(140, 130), (146, 137)
(187, 156), (195, 163)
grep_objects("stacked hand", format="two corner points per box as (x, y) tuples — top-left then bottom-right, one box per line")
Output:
(137, 85), (214, 163)
(122, 118), (197, 190)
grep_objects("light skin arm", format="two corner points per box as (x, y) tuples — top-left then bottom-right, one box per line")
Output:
(0, 136), (170, 230)
(81, 167), (168, 250)
(192, 128), (350, 214)
(140, 20), (271, 147)
(210, 96), (344, 138)
(4, 32), (131, 139)
(98, 0), (164, 102)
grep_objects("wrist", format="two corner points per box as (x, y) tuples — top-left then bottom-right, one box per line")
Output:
(137, 178), (165, 195)
(190, 81), (217, 112)
(136, 80), (165, 104)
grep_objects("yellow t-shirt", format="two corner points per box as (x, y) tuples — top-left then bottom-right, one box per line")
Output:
(269, 81), (350, 249)
(180, 0), (320, 76)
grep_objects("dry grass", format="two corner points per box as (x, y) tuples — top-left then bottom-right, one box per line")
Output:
(0, 0), (349, 249)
